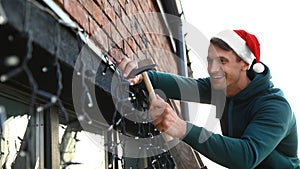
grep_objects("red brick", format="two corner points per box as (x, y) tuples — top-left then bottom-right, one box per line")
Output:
(136, 13), (148, 34)
(115, 16), (130, 39)
(162, 37), (171, 50)
(126, 1), (137, 15)
(63, 0), (177, 75)
(94, 7), (109, 27)
(146, 13), (159, 34)
(153, 14), (164, 33)
(145, 33), (153, 47)
(139, 0), (150, 13)
(147, 46), (155, 58)
(124, 1), (130, 14)
(54, 0), (64, 7)
(89, 17), (98, 35)
(111, 0), (122, 17)
(80, 0), (93, 12)
(117, 0), (126, 9)
(80, 0), (109, 27)
(102, 1), (116, 21)
(132, 0), (142, 13)
(151, 34), (159, 47)
(109, 46), (125, 62)
(148, 0), (159, 12)
(107, 36), (112, 54)
(124, 39), (133, 57)
(64, 0), (89, 32)
(130, 18), (140, 36)
(110, 24), (123, 45)
(132, 3), (138, 15)
(89, 19), (109, 52)
(122, 14), (132, 34)
(94, 0), (114, 21)
(127, 37), (137, 54)
(118, 2), (127, 17)
(141, 13), (154, 33)
(137, 35), (146, 50)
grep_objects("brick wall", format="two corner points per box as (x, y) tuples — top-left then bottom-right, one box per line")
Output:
(54, 0), (179, 74)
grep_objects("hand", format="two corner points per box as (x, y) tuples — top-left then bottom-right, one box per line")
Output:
(150, 95), (187, 139)
(116, 57), (143, 85)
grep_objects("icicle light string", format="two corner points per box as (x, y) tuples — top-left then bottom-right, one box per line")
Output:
(97, 57), (175, 169)
(23, 2), (37, 168)
(77, 54), (94, 125)
(105, 52), (177, 167)
(54, 23), (69, 122)
(35, 23), (69, 122)
(0, 2), (83, 167)
(1, 0), (176, 167)
(109, 62), (176, 167)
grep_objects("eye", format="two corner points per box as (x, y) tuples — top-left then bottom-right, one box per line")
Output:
(219, 58), (226, 64)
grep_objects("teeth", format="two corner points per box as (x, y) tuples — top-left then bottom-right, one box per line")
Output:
(213, 75), (223, 79)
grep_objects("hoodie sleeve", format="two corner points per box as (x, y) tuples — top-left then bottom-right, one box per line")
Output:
(182, 97), (296, 168)
(146, 71), (212, 103)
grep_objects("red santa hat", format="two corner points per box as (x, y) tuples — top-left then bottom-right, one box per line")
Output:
(213, 29), (265, 73)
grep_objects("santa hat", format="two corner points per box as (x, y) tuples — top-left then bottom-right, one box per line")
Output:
(213, 29), (265, 73)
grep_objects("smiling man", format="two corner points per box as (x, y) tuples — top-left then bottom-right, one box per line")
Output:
(118, 29), (300, 168)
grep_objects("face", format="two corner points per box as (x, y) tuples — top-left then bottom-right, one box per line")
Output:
(207, 44), (248, 93)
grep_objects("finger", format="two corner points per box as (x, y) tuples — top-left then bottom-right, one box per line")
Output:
(116, 57), (143, 85)
(128, 75), (142, 86)
(151, 98), (167, 109)
(155, 124), (165, 132)
(153, 118), (171, 133)
(115, 56), (124, 64)
(124, 61), (138, 78)
(117, 57), (130, 73)
(155, 94), (165, 101)
(150, 106), (164, 120)
(117, 57), (137, 78)
(152, 116), (163, 126)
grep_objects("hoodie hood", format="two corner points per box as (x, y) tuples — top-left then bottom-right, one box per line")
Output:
(233, 61), (273, 102)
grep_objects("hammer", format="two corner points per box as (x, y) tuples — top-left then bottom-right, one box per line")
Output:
(129, 59), (156, 101)
(129, 58), (173, 141)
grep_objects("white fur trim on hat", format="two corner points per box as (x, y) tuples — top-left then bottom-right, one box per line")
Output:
(213, 30), (256, 68)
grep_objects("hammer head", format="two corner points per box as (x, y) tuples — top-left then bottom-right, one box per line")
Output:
(128, 58), (156, 78)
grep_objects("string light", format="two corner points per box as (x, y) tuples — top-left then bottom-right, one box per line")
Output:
(86, 92), (93, 108)
(42, 66), (48, 73)
(0, 2), (7, 25)
(0, 1), (178, 168)
(4, 55), (20, 67)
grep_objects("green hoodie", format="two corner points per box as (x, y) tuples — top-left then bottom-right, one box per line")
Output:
(146, 64), (300, 169)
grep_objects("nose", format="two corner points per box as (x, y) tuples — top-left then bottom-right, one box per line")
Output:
(208, 58), (222, 73)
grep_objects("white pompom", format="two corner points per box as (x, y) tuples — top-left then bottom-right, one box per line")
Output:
(253, 62), (265, 73)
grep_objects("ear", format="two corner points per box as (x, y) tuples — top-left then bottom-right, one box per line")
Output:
(241, 60), (249, 71)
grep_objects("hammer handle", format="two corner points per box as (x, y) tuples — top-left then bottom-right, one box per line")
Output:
(142, 72), (156, 101)
(141, 71), (173, 142)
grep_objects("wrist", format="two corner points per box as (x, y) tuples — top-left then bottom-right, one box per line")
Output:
(177, 119), (187, 139)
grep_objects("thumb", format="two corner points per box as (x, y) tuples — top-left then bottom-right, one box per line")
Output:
(153, 94), (167, 105)
(155, 94), (164, 101)
(150, 94), (166, 109)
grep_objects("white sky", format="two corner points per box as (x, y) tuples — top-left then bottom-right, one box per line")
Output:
(180, 0), (300, 168)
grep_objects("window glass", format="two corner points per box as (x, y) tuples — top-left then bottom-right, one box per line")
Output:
(59, 125), (106, 169)
(0, 96), (29, 168)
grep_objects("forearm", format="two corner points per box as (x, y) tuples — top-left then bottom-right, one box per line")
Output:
(182, 123), (259, 168)
(146, 71), (211, 103)
(182, 118), (292, 169)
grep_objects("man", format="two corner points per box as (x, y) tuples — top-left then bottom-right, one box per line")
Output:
(117, 30), (300, 168)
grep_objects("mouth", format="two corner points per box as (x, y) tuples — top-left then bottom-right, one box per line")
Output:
(211, 74), (225, 79)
